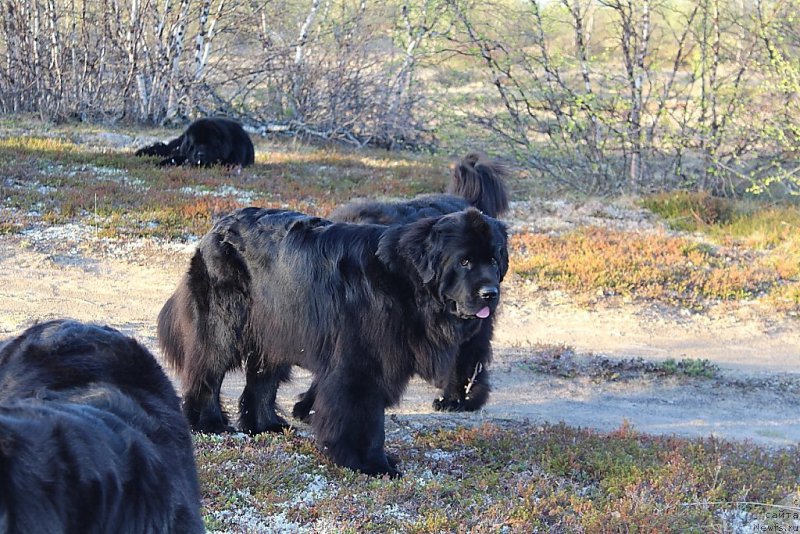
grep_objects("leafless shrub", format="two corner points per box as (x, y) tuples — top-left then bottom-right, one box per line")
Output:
(2, 0), (798, 187)
(444, 0), (795, 195)
(0, 0), (447, 150)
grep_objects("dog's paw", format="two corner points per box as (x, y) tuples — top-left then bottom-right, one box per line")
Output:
(432, 395), (485, 412)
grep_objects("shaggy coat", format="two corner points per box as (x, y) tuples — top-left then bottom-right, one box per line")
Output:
(0, 320), (203, 533)
(135, 117), (255, 167)
(294, 153), (510, 415)
(333, 152), (509, 223)
(158, 207), (508, 476)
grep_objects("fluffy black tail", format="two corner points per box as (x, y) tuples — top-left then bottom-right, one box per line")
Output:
(157, 290), (187, 372)
(448, 152), (510, 218)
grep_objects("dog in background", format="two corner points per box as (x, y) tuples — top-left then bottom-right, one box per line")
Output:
(158, 207), (508, 476)
(293, 152), (510, 420)
(135, 117), (255, 168)
(0, 320), (204, 533)
(332, 152), (509, 223)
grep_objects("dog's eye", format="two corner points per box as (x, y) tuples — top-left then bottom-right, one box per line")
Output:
(490, 258), (498, 267)
(459, 258), (472, 268)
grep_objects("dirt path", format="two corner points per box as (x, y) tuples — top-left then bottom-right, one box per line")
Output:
(1, 231), (798, 448)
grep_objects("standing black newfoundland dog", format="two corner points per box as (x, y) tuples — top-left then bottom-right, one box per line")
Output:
(158, 207), (508, 476)
(293, 152), (509, 419)
(135, 117), (255, 167)
(0, 320), (204, 533)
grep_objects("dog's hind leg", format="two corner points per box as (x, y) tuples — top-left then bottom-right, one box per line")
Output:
(238, 360), (292, 434)
(180, 320), (241, 433)
(182, 365), (234, 433)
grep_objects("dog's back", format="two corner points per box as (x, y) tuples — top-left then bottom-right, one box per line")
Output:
(330, 152), (509, 224)
(0, 320), (203, 534)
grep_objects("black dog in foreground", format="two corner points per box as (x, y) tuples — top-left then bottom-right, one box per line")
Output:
(158, 207), (508, 476)
(293, 152), (510, 419)
(0, 320), (204, 533)
(135, 117), (255, 167)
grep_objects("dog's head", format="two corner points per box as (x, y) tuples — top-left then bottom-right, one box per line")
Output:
(385, 208), (508, 320)
(181, 120), (227, 166)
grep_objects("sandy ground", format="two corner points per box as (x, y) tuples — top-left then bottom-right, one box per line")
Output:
(1, 226), (798, 449)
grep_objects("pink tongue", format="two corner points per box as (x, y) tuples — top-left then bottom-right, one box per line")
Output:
(476, 307), (491, 319)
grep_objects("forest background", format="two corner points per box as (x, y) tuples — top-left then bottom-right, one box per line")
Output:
(3, 0), (799, 196)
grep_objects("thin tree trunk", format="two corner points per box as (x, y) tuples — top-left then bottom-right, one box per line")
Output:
(45, 0), (63, 115)
(292, 0), (320, 116)
(165, 0), (190, 119)
(629, 0), (649, 192)
(199, 0), (224, 73)
(194, 0), (210, 78)
(565, 0), (600, 152)
(386, 1), (426, 144)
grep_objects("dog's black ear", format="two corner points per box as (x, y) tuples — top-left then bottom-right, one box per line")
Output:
(491, 218), (509, 282)
(377, 217), (441, 284)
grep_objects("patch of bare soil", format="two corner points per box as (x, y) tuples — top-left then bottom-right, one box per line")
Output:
(1, 216), (798, 449)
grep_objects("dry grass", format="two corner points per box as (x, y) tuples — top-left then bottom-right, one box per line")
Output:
(511, 228), (793, 310)
(641, 191), (800, 252)
(0, 134), (448, 239)
(639, 191), (800, 313)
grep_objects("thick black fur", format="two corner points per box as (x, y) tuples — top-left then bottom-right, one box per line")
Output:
(332, 152), (509, 223)
(0, 320), (203, 533)
(158, 207), (508, 476)
(135, 117), (255, 167)
(295, 153), (509, 417)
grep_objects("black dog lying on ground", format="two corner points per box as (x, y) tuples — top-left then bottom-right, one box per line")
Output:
(0, 320), (204, 533)
(135, 117), (255, 167)
(293, 152), (510, 420)
(158, 207), (508, 476)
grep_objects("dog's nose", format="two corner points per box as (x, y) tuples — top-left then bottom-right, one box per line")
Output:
(478, 286), (499, 301)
